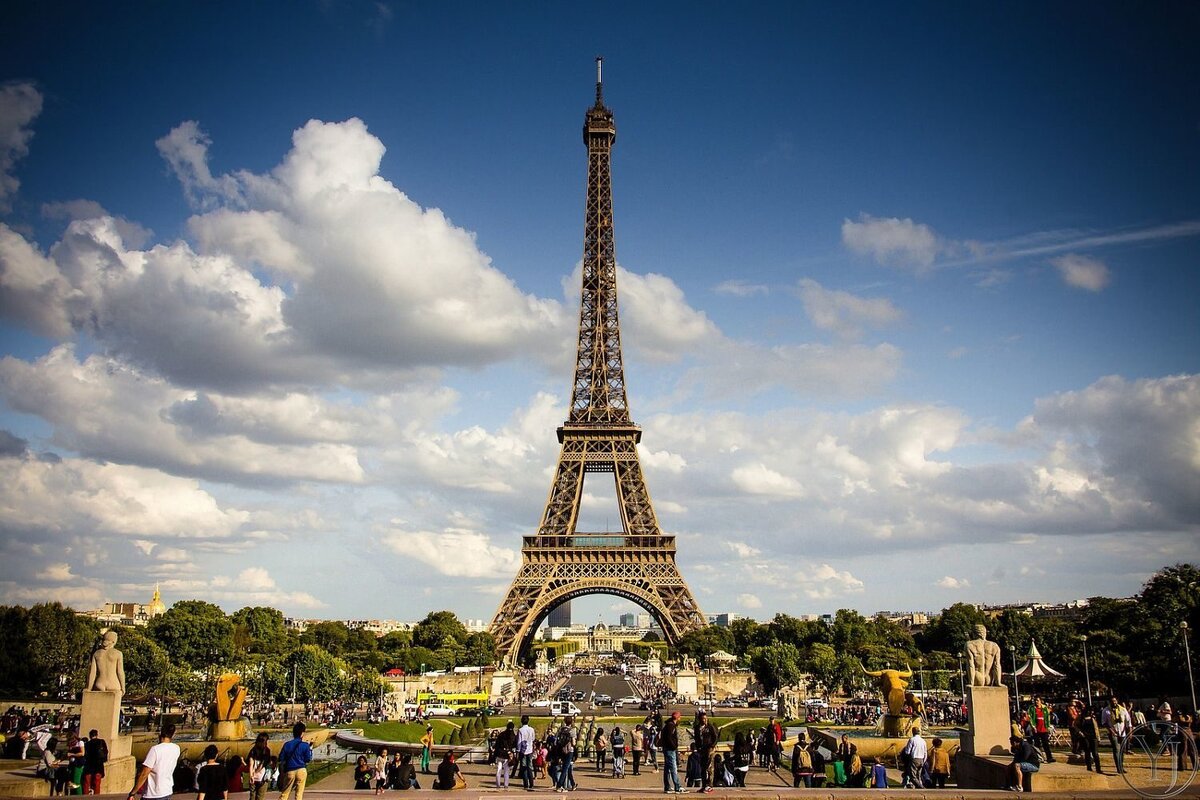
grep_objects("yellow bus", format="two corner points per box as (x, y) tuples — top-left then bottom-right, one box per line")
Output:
(416, 691), (489, 712)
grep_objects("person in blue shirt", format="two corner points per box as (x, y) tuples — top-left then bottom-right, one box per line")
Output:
(277, 723), (313, 800)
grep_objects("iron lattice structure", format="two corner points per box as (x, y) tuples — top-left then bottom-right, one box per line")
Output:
(490, 60), (706, 665)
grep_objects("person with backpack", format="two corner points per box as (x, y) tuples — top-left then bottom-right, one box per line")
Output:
(553, 717), (576, 793)
(791, 733), (814, 787)
(611, 727), (626, 778)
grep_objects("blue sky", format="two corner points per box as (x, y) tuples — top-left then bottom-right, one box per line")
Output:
(0, 1), (1197, 626)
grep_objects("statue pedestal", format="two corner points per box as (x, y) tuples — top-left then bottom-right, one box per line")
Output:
(79, 691), (131, 759)
(674, 669), (697, 702)
(490, 670), (515, 702)
(962, 685), (1011, 757)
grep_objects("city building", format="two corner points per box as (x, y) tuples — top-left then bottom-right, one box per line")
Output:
(79, 584), (167, 628)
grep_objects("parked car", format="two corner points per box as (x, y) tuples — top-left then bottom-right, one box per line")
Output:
(529, 699), (551, 708)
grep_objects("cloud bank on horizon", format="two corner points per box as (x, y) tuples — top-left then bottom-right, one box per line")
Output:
(0, 55), (1197, 623)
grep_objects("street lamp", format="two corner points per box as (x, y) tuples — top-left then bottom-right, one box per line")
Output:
(957, 652), (965, 703)
(1182, 622), (1197, 715)
(1012, 646), (1020, 709)
(1081, 635), (1092, 708)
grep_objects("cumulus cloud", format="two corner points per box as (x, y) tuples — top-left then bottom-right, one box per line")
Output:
(842, 214), (940, 270)
(1, 119), (569, 392)
(936, 576), (969, 589)
(797, 278), (904, 340)
(0, 347), (366, 485)
(382, 527), (520, 578)
(1050, 253), (1112, 291)
(0, 82), (42, 212)
(737, 593), (762, 609)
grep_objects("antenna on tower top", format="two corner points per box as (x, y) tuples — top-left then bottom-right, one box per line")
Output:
(595, 55), (604, 105)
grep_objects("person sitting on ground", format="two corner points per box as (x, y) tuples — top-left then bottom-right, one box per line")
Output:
(395, 754), (418, 790)
(434, 752), (464, 791)
(1007, 734), (1040, 792)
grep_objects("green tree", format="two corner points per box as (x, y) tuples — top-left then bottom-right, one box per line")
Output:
(673, 626), (734, 661)
(915, 602), (986, 655)
(231, 606), (291, 655)
(747, 643), (802, 694)
(767, 614), (829, 650)
(26, 603), (100, 696)
(114, 626), (171, 695)
(412, 611), (469, 651)
(0, 606), (35, 692)
(462, 632), (497, 667)
(301, 621), (351, 655)
(148, 600), (234, 668)
(285, 644), (347, 701)
(728, 618), (769, 655)
(799, 642), (839, 696)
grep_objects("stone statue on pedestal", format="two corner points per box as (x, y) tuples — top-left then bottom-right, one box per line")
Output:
(966, 624), (1003, 687)
(86, 630), (126, 696)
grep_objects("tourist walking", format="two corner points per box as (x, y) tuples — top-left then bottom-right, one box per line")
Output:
(1027, 697), (1055, 763)
(900, 728), (927, 788)
(373, 748), (388, 795)
(128, 723), (180, 800)
(661, 710), (683, 793)
(517, 715), (537, 790)
(277, 723), (314, 800)
(928, 737), (951, 789)
(81, 729), (108, 795)
(1103, 697), (1130, 774)
(197, 745), (228, 800)
(1078, 705), (1104, 774)
(553, 717), (576, 793)
(494, 721), (517, 789)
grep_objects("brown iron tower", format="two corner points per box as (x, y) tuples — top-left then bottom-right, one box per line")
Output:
(489, 59), (706, 665)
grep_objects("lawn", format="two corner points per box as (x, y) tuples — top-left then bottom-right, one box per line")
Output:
(356, 719), (460, 743)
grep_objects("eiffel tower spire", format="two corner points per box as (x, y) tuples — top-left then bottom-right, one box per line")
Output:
(489, 61), (706, 666)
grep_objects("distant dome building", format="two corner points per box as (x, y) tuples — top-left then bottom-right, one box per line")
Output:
(146, 583), (166, 617)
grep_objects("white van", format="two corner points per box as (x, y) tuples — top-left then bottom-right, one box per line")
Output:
(550, 701), (582, 717)
(423, 703), (455, 717)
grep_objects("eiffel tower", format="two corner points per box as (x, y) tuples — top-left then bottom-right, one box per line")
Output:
(489, 59), (706, 665)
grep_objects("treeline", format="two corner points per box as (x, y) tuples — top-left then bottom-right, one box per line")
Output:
(0, 603), (495, 703)
(671, 563), (1198, 699)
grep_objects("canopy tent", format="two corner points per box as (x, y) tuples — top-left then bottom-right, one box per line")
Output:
(1014, 639), (1065, 679)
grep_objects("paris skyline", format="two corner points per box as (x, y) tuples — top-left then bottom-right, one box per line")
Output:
(0, 2), (1197, 624)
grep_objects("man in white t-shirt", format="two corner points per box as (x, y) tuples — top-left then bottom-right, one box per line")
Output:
(129, 723), (181, 800)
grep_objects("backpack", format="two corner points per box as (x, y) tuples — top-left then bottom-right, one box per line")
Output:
(558, 729), (574, 755)
(795, 748), (812, 771)
(97, 739), (108, 763)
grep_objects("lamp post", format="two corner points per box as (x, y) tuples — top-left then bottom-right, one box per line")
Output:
(1012, 646), (1020, 710)
(1183, 622), (1197, 715)
(957, 652), (965, 703)
(1081, 635), (1092, 708)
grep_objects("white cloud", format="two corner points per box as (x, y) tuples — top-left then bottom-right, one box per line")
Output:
(1, 119), (571, 393)
(0, 83), (42, 212)
(731, 463), (806, 498)
(382, 527), (520, 579)
(608, 267), (720, 362)
(936, 576), (969, 589)
(737, 593), (762, 609)
(842, 214), (940, 270)
(713, 279), (768, 297)
(0, 347), (366, 484)
(797, 278), (904, 340)
(726, 541), (761, 559)
(1050, 253), (1112, 291)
